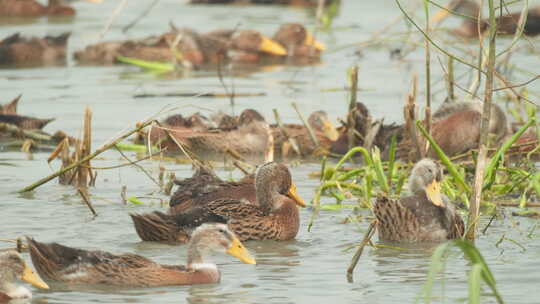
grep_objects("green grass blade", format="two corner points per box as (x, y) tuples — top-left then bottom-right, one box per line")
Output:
(117, 56), (175, 72)
(468, 264), (483, 304)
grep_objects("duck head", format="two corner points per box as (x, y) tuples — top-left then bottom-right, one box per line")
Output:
(408, 158), (444, 207)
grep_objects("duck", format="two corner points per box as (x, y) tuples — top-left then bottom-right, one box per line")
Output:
(374, 158), (465, 242)
(140, 112), (214, 148)
(27, 223), (255, 287)
(0, 95), (20, 115)
(74, 27), (286, 67)
(272, 23), (325, 60)
(0, 0), (77, 17)
(0, 251), (49, 302)
(159, 109), (274, 161)
(168, 165), (257, 214)
(0, 114), (54, 130)
(0, 32), (69, 66)
(130, 162), (306, 244)
(431, 0), (540, 38)
(272, 110), (339, 158)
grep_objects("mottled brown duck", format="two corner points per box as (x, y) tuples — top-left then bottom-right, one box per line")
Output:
(398, 99), (508, 160)
(272, 110), (339, 158)
(27, 224), (255, 287)
(0, 251), (49, 302)
(0, 95), (20, 115)
(273, 23), (325, 61)
(168, 165), (257, 214)
(0, 32), (69, 66)
(374, 158), (464, 242)
(0, 0), (78, 17)
(175, 109), (274, 161)
(74, 27), (286, 67)
(142, 112), (214, 148)
(432, 0), (540, 38)
(0, 114), (54, 130)
(130, 162), (306, 244)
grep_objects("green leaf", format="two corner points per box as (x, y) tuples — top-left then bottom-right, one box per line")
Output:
(117, 56), (175, 72)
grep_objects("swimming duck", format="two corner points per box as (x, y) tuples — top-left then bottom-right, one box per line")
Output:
(0, 0), (77, 17)
(0, 114), (54, 130)
(0, 251), (49, 302)
(74, 27), (286, 67)
(273, 23), (325, 60)
(27, 224), (255, 286)
(0, 32), (69, 66)
(168, 165), (257, 214)
(432, 0), (540, 38)
(0, 95), (20, 115)
(169, 109), (274, 161)
(130, 162), (306, 244)
(272, 110), (339, 158)
(374, 158), (464, 242)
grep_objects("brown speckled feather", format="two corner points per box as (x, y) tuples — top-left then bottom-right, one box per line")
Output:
(0, 95), (19, 115)
(27, 238), (219, 286)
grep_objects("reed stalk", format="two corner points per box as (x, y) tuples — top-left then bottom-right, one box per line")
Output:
(467, 0), (497, 241)
(347, 66), (359, 151)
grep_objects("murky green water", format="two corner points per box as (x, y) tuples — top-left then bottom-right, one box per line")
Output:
(1, 0), (539, 303)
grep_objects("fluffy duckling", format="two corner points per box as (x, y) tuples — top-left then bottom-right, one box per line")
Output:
(27, 223), (255, 287)
(131, 162), (306, 244)
(374, 158), (464, 242)
(0, 251), (49, 301)
(0, 33), (69, 66)
(431, 0), (540, 38)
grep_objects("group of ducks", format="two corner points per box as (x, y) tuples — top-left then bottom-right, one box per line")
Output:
(0, 21), (324, 67)
(1, 157), (464, 301)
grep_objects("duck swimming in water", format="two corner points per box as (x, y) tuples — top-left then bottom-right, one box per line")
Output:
(130, 162), (306, 244)
(0, 251), (49, 302)
(374, 158), (464, 242)
(27, 223), (255, 287)
(431, 0), (540, 38)
(0, 32), (69, 66)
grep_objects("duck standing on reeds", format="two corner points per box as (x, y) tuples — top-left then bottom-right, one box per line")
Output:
(374, 158), (464, 242)
(0, 33), (70, 66)
(272, 110), (339, 158)
(431, 0), (540, 38)
(27, 224), (255, 286)
(131, 162), (306, 244)
(0, 251), (49, 301)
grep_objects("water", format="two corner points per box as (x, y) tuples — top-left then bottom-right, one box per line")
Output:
(1, 0), (540, 303)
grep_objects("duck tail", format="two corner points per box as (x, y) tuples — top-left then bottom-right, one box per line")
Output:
(1, 94), (21, 114)
(129, 212), (189, 244)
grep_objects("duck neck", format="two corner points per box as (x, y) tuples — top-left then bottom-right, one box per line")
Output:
(186, 244), (204, 266)
(255, 179), (279, 214)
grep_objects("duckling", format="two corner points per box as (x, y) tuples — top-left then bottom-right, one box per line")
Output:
(272, 110), (339, 158)
(374, 158), (464, 242)
(0, 32), (69, 66)
(0, 95), (20, 115)
(431, 0), (540, 38)
(0, 251), (49, 301)
(130, 162), (306, 244)
(27, 223), (255, 287)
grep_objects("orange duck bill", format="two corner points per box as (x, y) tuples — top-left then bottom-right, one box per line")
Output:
(303, 32), (325, 51)
(21, 263), (49, 290)
(287, 184), (307, 207)
(226, 237), (256, 264)
(258, 36), (288, 56)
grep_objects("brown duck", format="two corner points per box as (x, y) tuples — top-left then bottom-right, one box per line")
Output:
(0, 32), (69, 66)
(272, 110), (339, 158)
(168, 165), (257, 214)
(273, 23), (325, 60)
(27, 224), (255, 287)
(374, 158), (464, 242)
(0, 114), (54, 130)
(74, 27), (286, 67)
(432, 0), (540, 38)
(0, 251), (49, 301)
(130, 162), (306, 244)
(0, 0), (80, 17)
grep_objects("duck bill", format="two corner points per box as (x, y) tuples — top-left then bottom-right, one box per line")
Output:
(321, 120), (339, 141)
(303, 33), (326, 51)
(431, 8), (452, 25)
(425, 180), (444, 207)
(21, 264), (49, 290)
(258, 36), (287, 56)
(226, 237), (256, 265)
(288, 184), (307, 207)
